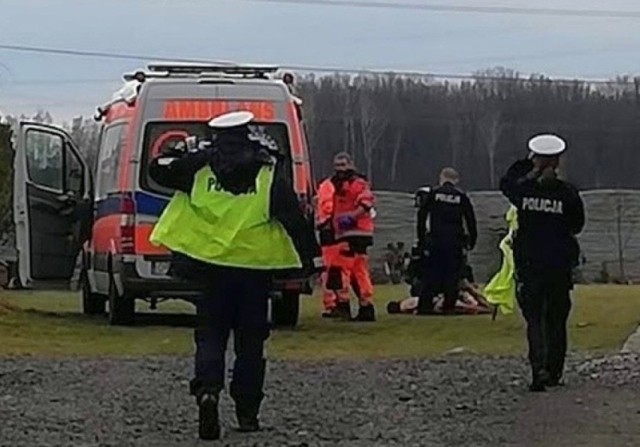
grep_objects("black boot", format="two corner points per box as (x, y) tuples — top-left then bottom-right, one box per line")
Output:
(546, 361), (566, 387)
(354, 304), (376, 322)
(545, 370), (565, 387)
(416, 296), (434, 315)
(335, 301), (352, 320)
(529, 370), (549, 393)
(235, 400), (261, 433)
(197, 393), (221, 440)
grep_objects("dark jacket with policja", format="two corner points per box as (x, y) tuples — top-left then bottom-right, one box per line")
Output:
(499, 159), (585, 273)
(416, 182), (478, 250)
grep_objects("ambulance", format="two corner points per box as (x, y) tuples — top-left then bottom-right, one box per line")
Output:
(13, 63), (316, 327)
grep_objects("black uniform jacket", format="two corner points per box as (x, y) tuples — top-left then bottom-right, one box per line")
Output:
(500, 159), (585, 271)
(417, 182), (478, 251)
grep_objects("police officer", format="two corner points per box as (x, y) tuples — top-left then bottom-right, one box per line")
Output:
(500, 134), (585, 392)
(416, 168), (477, 314)
(405, 186), (432, 298)
(414, 185), (432, 208)
(148, 111), (318, 440)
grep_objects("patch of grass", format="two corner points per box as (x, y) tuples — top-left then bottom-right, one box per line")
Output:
(0, 285), (639, 359)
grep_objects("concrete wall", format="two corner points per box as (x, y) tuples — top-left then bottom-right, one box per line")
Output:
(373, 190), (640, 284)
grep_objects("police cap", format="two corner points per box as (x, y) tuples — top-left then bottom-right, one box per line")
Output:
(528, 134), (566, 156)
(208, 111), (254, 129)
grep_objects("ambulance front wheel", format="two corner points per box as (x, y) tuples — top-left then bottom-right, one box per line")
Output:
(272, 291), (300, 329)
(108, 277), (135, 326)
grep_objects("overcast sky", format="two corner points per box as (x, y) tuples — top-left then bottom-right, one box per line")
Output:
(1, 0), (639, 121)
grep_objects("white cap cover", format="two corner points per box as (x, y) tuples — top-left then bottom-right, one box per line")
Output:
(208, 111), (254, 129)
(528, 134), (566, 156)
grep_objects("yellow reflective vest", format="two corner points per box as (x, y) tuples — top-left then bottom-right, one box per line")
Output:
(150, 164), (302, 270)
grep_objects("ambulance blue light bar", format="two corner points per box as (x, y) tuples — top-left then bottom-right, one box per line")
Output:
(122, 62), (280, 81)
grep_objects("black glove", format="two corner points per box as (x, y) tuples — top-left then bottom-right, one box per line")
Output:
(463, 235), (475, 251)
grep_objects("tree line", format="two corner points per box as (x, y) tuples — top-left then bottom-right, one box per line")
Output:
(2, 67), (640, 200)
(297, 68), (640, 191)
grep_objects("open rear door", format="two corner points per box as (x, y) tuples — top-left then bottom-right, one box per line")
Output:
(13, 122), (93, 289)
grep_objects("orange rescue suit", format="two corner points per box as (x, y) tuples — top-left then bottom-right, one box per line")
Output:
(317, 179), (341, 311)
(317, 175), (375, 307)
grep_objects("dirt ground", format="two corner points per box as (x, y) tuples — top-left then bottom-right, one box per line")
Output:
(1, 354), (638, 446)
(508, 383), (640, 447)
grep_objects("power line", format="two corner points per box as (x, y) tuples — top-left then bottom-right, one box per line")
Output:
(4, 42), (629, 71)
(0, 43), (637, 86)
(242, 0), (640, 19)
(0, 44), (230, 64)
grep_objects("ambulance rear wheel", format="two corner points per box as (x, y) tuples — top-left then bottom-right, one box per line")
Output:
(108, 277), (135, 326)
(272, 291), (300, 328)
(81, 271), (106, 315)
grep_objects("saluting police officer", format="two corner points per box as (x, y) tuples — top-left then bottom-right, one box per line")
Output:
(416, 168), (477, 314)
(500, 134), (585, 392)
(148, 111), (318, 440)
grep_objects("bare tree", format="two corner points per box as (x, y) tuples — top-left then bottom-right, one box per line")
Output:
(477, 108), (504, 189)
(0, 124), (13, 239)
(357, 81), (388, 181)
(390, 127), (403, 183)
(448, 111), (467, 169)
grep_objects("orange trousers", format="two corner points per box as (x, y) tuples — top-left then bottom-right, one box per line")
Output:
(321, 245), (341, 311)
(321, 243), (374, 309)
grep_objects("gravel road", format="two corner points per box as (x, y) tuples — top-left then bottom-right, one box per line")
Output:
(1, 354), (638, 447)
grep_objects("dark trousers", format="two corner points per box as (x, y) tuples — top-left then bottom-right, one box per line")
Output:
(417, 244), (463, 313)
(190, 266), (271, 405)
(517, 269), (572, 379)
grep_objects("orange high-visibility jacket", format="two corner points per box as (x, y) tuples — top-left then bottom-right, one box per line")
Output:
(332, 175), (375, 241)
(317, 178), (336, 227)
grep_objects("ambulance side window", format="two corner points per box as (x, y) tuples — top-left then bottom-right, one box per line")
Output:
(24, 130), (64, 191)
(95, 123), (128, 200)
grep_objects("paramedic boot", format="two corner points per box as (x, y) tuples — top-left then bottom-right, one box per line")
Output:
(322, 308), (342, 319)
(335, 301), (352, 320)
(197, 392), (221, 440)
(355, 304), (376, 322)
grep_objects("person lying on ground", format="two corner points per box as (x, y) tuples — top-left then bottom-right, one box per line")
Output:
(387, 284), (491, 315)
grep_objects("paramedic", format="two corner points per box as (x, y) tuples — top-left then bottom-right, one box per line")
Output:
(149, 111), (318, 440)
(416, 168), (477, 314)
(324, 152), (377, 321)
(500, 134), (585, 392)
(316, 175), (346, 318)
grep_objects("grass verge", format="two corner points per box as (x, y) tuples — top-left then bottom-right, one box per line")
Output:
(0, 285), (638, 360)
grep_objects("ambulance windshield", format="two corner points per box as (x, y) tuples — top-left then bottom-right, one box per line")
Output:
(140, 121), (292, 195)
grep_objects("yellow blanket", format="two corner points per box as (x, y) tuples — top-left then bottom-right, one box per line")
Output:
(484, 206), (518, 315)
